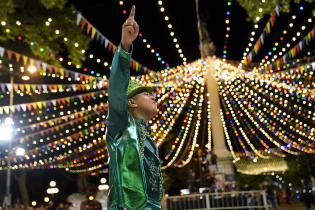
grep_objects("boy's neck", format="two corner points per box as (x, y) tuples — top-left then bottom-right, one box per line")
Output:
(129, 110), (149, 123)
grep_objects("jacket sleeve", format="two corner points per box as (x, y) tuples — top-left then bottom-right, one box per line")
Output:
(106, 45), (132, 139)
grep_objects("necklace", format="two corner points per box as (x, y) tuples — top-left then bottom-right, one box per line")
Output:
(139, 124), (149, 159)
(139, 123), (164, 198)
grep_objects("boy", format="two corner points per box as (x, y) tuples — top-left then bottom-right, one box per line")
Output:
(106, 6), (163, 210)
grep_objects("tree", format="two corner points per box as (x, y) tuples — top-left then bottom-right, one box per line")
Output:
(0, 1), (90, 207)
(15, 170), (29, 209)
(236, 0), (314, 22)
(0, 0), (90, 66)
(283, 155), (315, 187)
(236, 173), (268, 190)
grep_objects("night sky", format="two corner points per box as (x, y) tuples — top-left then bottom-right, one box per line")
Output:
(71, 0), (253, 71)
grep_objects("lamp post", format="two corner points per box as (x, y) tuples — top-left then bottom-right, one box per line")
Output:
(1, 117), (14, 207)
(47, 181), (59, 204)
(98, 178), (109, 191)
(1, 73), (15, 207)
(1, 63), (36, 207)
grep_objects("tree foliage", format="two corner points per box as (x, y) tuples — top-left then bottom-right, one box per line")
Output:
(0, 0), (90, 66)
(283, 155), (315, 186)
(236, 155), (315, 190)
(236, 173), (268, 190)
(236, 0), (314, 22)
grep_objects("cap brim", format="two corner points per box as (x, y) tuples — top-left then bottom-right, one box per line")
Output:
(128, 86), (154, 98)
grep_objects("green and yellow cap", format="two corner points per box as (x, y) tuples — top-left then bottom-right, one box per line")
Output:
(127, 80), (154, 98)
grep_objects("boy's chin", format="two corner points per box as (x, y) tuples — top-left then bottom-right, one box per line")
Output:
(151, 110), (158, 116)
(150, 108), (158, 117)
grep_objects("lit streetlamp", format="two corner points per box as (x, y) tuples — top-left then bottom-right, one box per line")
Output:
(44, 197), (50, 203)
(15, 147), (25, 156)
(98, 177), (109, 191)
(0, 117), (13, 142)
(21, 75), (30, 81)
(47, 187), (59, 194)
(100, 178), (106, 184)
(31, 201), (37, 207)
(1, 63), (36, 207)
(1, 117), (14, 207)
(49, 181), (57, 187)
(47, 181), (59, 203)
(2, 63), (18, 207)
(27, 65), (37, 74)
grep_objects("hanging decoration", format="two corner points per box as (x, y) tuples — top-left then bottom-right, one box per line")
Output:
(0, 46), (99, 83)
(222, 0), (233, 61)
(156, 0), (187, 64)
(243, 4), (280, 65)
(269, 27), (315, 71)
(115, 0), (170, 69)
(0, 90), (105, 114)
(76, 13), (154, 74)
(0, 82), (107, 94)
(258, 14), (311, 69)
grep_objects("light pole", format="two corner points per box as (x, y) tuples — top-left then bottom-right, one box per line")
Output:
(47, 181), (59, 204)
(1, 73), (15, 207)
(1, 64), (36, 207)
(1, 117), (13, 207)
(98, 178), (109, 191)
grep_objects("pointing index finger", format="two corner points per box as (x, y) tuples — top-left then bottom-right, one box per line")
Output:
(129, 5), (136, 19)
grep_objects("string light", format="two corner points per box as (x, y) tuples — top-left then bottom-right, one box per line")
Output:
(239, 1), (273, 68)
(206, 94), (212, 151)
(16, 103), (106, 134)
(222, 0), (232, 62)
(17, 121), (105, 161)
(268, 23), (314, 71)
(151, 78), (196, 145)
(162, 80), (200, 169)
(0, 45), (99, 83)
(1, 125), (106, 170)
(0, 82), (105, 95)
(219, 108), (237, 160)
(175, 76), (204, 167)
(156, 0), (187, 65)
(17, 110), (106, 147)
(221, 80), (299, 155)
(258, 14), (304, 69)
(217, 59), (314, 155)
(114, 1), (170, 69)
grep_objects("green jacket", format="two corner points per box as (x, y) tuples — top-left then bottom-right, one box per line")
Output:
(106, 46), (162, 210)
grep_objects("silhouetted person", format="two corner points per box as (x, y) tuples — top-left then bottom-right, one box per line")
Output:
(266, 183), (278, 210)
(311, 176), (315, 205)
(300, 179), (312, 210)
(285, 185), (291, 204)
(188, 169), (197, 193)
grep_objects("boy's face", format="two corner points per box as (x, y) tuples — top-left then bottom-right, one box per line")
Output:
(130, 91), (158, 118)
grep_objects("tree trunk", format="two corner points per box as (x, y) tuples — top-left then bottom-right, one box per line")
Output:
(77, 172), (88, 194)
(17, 170), (29, 210)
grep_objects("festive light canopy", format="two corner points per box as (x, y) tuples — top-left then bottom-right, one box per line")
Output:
(0, 0), (314, 176)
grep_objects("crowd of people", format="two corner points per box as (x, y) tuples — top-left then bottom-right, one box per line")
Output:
(186, 152), (315, 210)
(1, 177), (315, 210)
(0, 202), (76, 210)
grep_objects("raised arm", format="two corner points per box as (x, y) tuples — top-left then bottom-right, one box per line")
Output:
(106, 6), (139, 139)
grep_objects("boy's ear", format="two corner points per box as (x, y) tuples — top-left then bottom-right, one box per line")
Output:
(128, 98), (138, 108)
